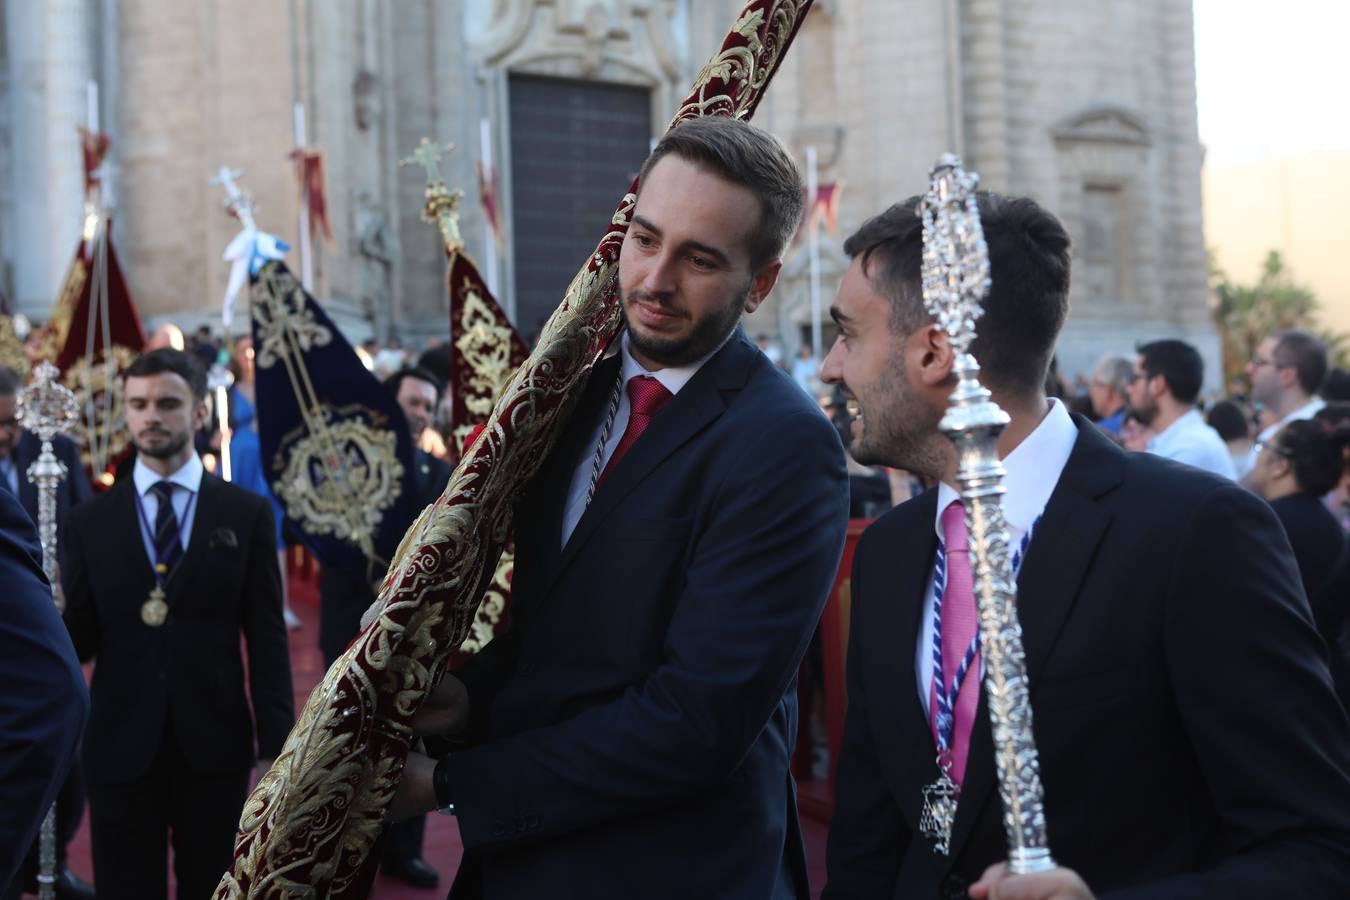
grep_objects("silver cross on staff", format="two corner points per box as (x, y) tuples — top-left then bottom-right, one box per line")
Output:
(920, 154), (1056, 876)
(211, 165), (258, 232)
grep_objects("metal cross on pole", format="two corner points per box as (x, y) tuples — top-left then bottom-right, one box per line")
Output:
(400, 138), (465, 251)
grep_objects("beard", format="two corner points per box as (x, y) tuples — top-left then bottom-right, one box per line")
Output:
(1129, 395), (1159, 427)
(134, 428), (190, 460)
(850, 360), (948, 478)
(623, 284), (748, 369)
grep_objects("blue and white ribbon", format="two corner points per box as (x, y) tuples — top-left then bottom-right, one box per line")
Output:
(222, 227), (289, 327)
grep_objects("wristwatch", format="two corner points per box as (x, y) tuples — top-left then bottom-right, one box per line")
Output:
(432, 755), (456, 816)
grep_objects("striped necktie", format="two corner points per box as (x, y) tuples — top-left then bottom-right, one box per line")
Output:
(149, 481), (185, 574)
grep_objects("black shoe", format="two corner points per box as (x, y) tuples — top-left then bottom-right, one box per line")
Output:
(382, 856), (440, 889)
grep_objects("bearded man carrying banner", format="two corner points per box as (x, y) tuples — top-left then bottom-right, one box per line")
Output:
(387, 115), (849, 899)
(215, 4), (832, 897)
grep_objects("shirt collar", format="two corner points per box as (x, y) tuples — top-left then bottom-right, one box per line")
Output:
(1149, 407), (1203, 450)
(134, 452), (204, 497)
(1258, 396), (1327, 441)
(619, 329), (724, 396)
(935, 398), (1078, 540)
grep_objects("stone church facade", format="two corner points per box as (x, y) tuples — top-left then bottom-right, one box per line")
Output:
(2, 0), (1216, 384)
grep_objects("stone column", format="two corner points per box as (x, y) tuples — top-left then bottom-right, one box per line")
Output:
(5, 0), (92, 320)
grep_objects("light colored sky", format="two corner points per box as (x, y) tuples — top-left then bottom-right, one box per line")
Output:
(1194, 0), (1350, 166)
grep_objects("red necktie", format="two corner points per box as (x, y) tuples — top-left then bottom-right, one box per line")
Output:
(929, 500), (979, 786)
(597, 375), (673, 486)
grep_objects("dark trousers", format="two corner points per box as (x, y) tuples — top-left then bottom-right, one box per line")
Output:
(87, 727), (248, 900)
(0, 760), (86, 899)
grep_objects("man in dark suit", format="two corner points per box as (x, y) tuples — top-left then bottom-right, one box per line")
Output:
(819, 194), (1350, 899)
(0, 367), (95, 899)
(317, 365), (452, 888)
(62, 348), (294, 900)
(389, 116), (850, 899)
(0, 487), (88, 896)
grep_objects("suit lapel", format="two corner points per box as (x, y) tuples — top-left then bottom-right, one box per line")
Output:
(945, 419), (1124, 864)
(167, 473), (222, 600)
(546, 335), (754, 590)
(519, 352), (623, 576)
(876, 491), (951, 836)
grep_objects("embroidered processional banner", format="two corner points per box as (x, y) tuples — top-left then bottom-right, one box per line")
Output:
(215, 2), (816, 896)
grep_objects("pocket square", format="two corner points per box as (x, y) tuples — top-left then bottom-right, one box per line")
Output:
(210, 527), (239, 549)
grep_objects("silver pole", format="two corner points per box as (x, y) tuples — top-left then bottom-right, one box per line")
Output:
(920, 155), (1055, 874)
(805, 145), (823, 363)
(294, 102), (313, 293)
(17, 361), (80, 900)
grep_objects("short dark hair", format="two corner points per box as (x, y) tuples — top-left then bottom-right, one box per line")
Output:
(1320, 367), (1350, 402)
(842, 192), (1071, 397)
(383, 366), (444, 403)
(124, 348), (208, 400)
(1206, 399), (1250, 442)
(1274, 418), (1350, 497)
(1137, 339), (1204, 405)
(1273, 329), (1328, 396)
(0, 365), (22, 396)
(639, 117), (804, 270)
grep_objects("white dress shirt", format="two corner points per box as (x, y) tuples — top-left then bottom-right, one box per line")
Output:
(560, 332), (723, 548)
(1240, 396), (1327, 477)
(915, 398), (1078, 716)
(1148, 408), (1237, 480)
(132, 453), (204, 565)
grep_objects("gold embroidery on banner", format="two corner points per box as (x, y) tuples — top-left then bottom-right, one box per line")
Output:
(272, 413), (405, 562)
(250, 273), (332, 371)
(61, 345), (137, 478)
(455, 284), (516, 419)
(0, 316), (29, 378)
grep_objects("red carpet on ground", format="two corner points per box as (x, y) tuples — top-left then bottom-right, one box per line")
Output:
(54, 565), (829, 898)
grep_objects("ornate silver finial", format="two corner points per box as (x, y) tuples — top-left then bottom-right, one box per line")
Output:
(17, 361), (80, 444)
(920, 154), (991, 359)
(917, 155), (1055, 876)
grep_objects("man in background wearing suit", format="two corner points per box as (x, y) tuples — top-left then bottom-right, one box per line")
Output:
(317, 364), (452, 889)
(0, 365), (95, 900)
(390, 116), (850, 899)
(62, 348), (294, 900)
(820, 195), (1350, 899)
(0, 487), (87, 896)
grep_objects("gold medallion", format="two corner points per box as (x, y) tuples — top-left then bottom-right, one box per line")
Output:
(141, 586), (168, 627)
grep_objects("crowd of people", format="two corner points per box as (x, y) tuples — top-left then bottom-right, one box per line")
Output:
(2, 114), (1349, 900)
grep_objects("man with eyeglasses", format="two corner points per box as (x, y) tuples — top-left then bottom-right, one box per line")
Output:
(1243, 329), (1328, 478)
(1126, 339), (1235, 479)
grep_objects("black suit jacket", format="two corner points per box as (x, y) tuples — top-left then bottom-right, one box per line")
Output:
(442, 332), (850, 900)
(0, 488), (87, 893)
(62, 470), (294, 785)
(825, 418), (1350, 899)
(318, 448), (452, 662)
